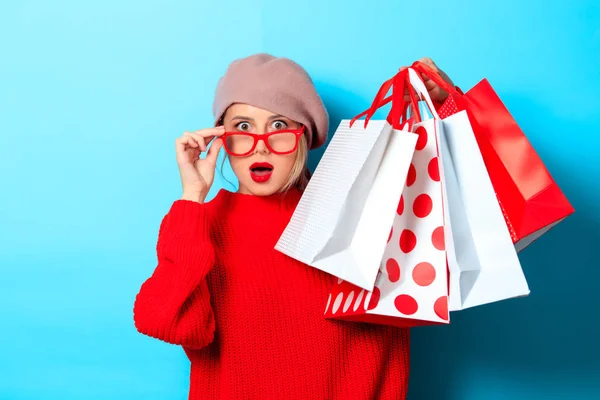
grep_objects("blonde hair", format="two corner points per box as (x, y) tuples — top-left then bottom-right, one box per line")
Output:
(279, 133), (309, 193)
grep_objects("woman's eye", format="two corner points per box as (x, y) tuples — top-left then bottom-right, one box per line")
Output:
(271, 120), (288, 130)
(236, 122), (251, 131)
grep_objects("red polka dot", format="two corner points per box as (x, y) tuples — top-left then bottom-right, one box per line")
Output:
(386, 258), (401, 283)
(415, 126), (428, 151)
(413, 193), (433, 218)
(406, 164), (416, 187)
(428, 157), (440, 181)
(434, 296), (448, 320)
(367, 287), (381, 310)
(394, 294), (418, 315)
(432, 226), (445, 250)
(399, 230), (417, 253)
(397, 195), (404, 215)
(387, 227), (393, 243)
(413, 262), (436, 286)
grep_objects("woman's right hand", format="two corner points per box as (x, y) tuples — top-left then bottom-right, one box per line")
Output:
(175, 126), (225, 203)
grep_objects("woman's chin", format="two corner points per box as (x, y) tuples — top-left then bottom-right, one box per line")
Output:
(240, 180), (282, 196)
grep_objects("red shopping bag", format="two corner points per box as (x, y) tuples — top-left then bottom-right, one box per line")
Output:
(412, 61), (574, 251)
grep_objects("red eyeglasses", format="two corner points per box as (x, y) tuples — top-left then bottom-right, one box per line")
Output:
(221, 125), (306, 157)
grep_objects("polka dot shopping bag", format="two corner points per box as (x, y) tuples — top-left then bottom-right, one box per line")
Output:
(323, 69), (450, 327)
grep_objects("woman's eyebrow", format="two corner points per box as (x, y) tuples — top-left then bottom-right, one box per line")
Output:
(268, 114), (287, 120)
(231, 115), (254, 121)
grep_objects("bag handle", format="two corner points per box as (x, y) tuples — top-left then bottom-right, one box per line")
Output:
(350, 61), (460, 126)
(350, 74), (395, 128)
(403, 67), (442, 121)
(350, 68), (419, 130)
(410, 61), (460, 97)
(389, 68), (421, 128)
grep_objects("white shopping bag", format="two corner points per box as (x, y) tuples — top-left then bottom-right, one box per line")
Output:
(404, 68), (530, 311)
(276, 119), (418, 290)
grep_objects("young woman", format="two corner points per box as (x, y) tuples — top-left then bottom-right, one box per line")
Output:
(133, 53), (454, 399)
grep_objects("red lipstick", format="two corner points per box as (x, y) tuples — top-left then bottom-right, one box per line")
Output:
(250, 162), (274, 183)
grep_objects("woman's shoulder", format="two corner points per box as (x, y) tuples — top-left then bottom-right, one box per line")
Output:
(203, 188), (230, 214)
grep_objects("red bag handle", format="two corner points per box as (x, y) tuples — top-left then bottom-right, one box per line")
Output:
(349, 75), (394, 128)
(350, 61), (461, 128)
(404, 68), (423, 123)
(388, 69), (407, 126)
(410, 61), (459, 97)
(389, 68), (422, 126)
(350, 68), (419, 129)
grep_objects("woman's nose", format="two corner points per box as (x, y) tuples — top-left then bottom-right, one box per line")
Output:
(253, 136), (270, 154)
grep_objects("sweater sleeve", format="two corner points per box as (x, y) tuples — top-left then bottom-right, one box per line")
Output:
(133, 199), (216, 350)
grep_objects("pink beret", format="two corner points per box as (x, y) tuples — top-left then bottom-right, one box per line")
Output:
(212, 53), (329, 149)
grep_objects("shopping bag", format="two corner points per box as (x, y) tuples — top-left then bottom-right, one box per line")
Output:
(275, 76), (418, 290)
(413, 61), (574, 251)
(326, 66), (531, 324)
(404, 67), (529, 310)
(432, 106), (530, 310)
(324, 68), (449, 327)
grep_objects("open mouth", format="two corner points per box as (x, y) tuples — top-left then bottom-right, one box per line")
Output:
(250, 162), (274, 183)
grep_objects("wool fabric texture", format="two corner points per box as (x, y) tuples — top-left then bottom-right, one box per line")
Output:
(133, 189), (410, 399)
(212, 53), (329, 149)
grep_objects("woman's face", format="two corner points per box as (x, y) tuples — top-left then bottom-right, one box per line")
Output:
(221, 103), (302, 196)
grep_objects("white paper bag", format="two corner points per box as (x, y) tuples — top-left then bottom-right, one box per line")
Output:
(404, 68), (530, 311)
(439, 112), (530, 310)
(276, 119), (417, 290)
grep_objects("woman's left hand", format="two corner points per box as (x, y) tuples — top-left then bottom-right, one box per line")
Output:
(403, 57), (455, 103)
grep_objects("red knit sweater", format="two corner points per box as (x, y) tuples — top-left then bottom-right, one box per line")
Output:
(133, 188), (410, 399)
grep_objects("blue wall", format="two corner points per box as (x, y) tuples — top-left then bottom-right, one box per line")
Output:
(1, 1), (598, 399)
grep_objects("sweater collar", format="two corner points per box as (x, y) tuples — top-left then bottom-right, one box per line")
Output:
(214, 188), (302, 213)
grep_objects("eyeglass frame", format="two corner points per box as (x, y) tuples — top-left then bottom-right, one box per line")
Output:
(221, 125), (306, 157)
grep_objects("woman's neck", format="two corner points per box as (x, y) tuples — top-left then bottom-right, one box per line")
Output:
(217, 187), (302, 214)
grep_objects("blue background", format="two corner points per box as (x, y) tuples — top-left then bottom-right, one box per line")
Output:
(1, 1), (598, 399)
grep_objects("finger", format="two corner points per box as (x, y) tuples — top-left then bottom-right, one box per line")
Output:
(424, 79), (437, 91)
(404, 93), (426, 103)
(184, 133), (202, 149)
(420, 71), (432, 82)
(198, 134), (214, 152)
(176, 135), (198, 153)
(192, 129), (223, 151)
(189, 146), (201, 160)
(429, 87), (448, 102)
(184, 132), (208, 151)
(197, 136), (208, 152)
(418, 57), (438, 70)
(175, 137), (186, 154)
(205, 138), (224, 166)
(193, 126), (226, 138)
